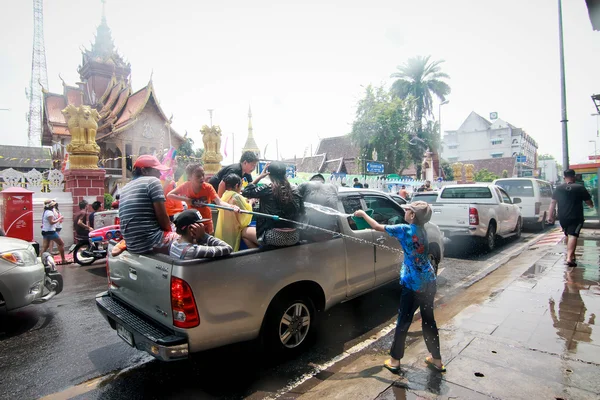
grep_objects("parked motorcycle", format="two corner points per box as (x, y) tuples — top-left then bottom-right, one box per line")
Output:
(71, 225), (121, 266)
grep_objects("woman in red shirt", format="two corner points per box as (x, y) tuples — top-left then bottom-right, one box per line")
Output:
(167, 164), (238, 234)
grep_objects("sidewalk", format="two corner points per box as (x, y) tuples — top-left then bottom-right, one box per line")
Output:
(296, 228), (600, 400)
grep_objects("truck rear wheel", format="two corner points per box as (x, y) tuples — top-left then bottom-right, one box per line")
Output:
(483, 223), (496, 252)
(262, 293), (316, 356)
(428, 244), (441, 274)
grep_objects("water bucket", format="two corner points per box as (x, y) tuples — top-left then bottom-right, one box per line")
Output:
(351, 209), (374, 230)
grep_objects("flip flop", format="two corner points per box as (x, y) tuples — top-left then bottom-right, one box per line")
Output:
(425, 356), (446, 372)
(383, 359), (401, 374)
(566, 261), (578, 267)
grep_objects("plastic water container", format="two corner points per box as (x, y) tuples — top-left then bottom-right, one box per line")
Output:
(351, 209), (374, 230)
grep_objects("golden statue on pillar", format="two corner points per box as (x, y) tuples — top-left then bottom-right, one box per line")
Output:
(452, 162), (463, 182)
(201, 124), (223, 175)
(63, 105), (101, 169)
(464, 163), (475, 183)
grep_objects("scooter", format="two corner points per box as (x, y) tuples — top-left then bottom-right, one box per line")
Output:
(32, 252), (64, 304)
(70, 225), (122, 266)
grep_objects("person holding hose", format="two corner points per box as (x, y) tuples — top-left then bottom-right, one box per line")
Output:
(353, 201), (445, 373)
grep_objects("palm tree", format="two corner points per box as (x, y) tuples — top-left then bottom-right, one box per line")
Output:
(390, 55), (451, 131)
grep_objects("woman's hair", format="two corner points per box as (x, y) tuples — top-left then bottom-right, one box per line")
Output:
(268, 161), (293, 204)
(223, 173), (241, 189)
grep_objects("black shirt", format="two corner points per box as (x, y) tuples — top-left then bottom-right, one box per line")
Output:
(208, 163), (253, 193)
(242, 183), (304, 240)
(552, 182), (592, 221)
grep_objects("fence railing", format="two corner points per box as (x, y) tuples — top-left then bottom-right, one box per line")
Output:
(0, 168), (64, 194)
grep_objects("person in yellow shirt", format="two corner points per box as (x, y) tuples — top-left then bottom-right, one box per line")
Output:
(215, 174), (254, 251)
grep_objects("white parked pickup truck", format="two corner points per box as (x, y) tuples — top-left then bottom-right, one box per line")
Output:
(430, 184), (523, 251)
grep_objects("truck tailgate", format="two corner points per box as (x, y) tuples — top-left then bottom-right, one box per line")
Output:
(430, 203), (470, 227)
(108, 252), (174, 328)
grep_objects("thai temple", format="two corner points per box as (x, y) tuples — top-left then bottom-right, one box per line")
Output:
(42, 9), (183, 192)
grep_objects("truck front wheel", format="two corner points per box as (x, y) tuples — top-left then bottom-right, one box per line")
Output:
(262, 293), (316, 356)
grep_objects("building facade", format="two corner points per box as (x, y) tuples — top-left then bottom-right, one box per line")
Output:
(441, 112), (538, 171)
(42, 12), (183, 193)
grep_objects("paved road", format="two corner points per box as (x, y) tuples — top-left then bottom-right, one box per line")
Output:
(0, 230), (544, 400)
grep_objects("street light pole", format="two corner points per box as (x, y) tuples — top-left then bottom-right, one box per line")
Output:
(558, 0), (570, 170)
(590, 140), (598, 163)
(438, 100), (449, 179)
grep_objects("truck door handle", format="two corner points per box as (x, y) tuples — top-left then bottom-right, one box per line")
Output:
(376, 237), (386, 244)
(129, 267), (137, 280)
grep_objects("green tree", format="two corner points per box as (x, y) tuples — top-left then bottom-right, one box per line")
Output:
(350, 85), (413, 174)
(390, 55), (451, 131)
(502, 169), (509, 178)
(474, 168), (499, 182)
(176, 134), (204, 179)
(538, 153), (555, 161)
(441, 160), (454, 180)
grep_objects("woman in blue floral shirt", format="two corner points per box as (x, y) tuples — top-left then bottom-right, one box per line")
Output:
(354, 201), (445, 373)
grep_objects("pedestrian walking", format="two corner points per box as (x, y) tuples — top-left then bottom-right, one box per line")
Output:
(398, 185), (409, 199)
(354, 201), (445, 373)
(548, 169), (594, 266)
(41, 200), (67, 265)
(51, 203), (63, 255)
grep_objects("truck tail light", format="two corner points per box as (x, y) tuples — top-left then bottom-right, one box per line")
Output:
(469, 207), (479, 225)
(171, 277), (200, 328)
(535, 202), (541, 215)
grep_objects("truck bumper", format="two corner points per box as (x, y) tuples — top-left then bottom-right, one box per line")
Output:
(439, 226), (479, 238)
(96, 291), (189, 362)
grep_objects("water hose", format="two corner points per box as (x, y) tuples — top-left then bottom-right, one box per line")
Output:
(199, 203), (280, 221)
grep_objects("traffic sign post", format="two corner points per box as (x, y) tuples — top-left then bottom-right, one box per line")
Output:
(366, 162), (385, 174)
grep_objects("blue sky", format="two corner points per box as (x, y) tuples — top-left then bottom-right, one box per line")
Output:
(1, 0), (600, 165)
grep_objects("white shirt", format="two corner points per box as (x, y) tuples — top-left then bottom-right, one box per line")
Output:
(42, 209), (56, 232)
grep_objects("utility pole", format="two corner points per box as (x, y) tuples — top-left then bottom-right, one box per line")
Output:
(438, 100), (449, 178)
(232, 132), (235, 163)
(558, 0), (570, 169)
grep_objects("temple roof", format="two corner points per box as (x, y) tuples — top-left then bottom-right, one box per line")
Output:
(82, 15), (128, 71)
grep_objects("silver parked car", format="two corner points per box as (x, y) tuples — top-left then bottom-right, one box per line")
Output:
(0, 237), (63, 312)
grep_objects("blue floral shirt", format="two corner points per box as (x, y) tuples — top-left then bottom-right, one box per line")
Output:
(384, 224), (436, 292)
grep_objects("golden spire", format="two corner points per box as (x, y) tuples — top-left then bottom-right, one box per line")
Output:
(248, 105), (253, 136)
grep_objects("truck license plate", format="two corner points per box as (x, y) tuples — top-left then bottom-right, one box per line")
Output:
(116, 323), (134, 347)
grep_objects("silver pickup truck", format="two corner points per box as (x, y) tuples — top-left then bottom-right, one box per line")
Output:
(96, 188), (444, 361)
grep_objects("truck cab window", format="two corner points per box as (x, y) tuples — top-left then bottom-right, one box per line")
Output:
(341, 196), (363, 230)
(363, 196), (405, 225)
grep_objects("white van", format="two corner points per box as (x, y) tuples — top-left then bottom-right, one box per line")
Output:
(492, 178), (554, 230)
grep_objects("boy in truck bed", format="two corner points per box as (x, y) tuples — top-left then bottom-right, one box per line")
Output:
(170, 210), (233, 260)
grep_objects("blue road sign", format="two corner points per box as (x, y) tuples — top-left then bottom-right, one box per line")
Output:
(258, 161), (296, 178)
(516, 155), (527, 163)
(366, 162), (385, 174)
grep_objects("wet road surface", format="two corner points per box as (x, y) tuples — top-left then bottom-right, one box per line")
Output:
(0, 230), (543, 400)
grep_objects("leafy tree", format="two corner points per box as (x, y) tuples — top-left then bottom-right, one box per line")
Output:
(390, 56), (450, 174)
(538, 154), (555, 161)
(502, 169), (509, 178)
(104, 193), (114, 210)
(474, 168), (498, 182)
(441, 160), (454, 180)
(350, 85), (413, 174)
(176, 134), (204, 180)
(390, 55), (451, 131)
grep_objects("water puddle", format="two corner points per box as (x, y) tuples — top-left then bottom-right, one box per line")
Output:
(522, 263), (548, 278)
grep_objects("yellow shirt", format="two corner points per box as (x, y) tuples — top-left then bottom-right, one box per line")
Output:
(214, 190), (253, 251)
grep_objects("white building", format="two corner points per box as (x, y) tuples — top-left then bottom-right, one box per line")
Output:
(539, 159), (559, 183)
(441, 112), (538, 170)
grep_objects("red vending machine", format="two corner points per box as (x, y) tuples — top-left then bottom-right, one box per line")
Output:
(0, 187), (34, 242)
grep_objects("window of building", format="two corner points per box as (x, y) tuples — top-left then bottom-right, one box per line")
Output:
(448, 157), (458, 162)
(491, 138), (503, 145)
(448, 144), (458, 149)
(512, 139), (519, 145)
(490, 152), (504, 158)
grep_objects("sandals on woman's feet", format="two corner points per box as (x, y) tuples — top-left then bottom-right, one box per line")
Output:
(425, 356), (446, 372)
(56, 261), (71, 266)
(383, 359), (401, 374)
